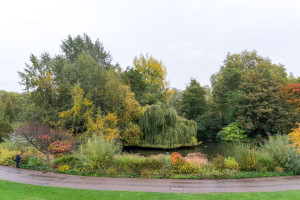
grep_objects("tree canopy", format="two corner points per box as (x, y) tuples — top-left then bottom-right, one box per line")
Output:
(9, 35), (300, 146)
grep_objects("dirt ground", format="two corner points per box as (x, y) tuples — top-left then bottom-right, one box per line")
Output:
(1, 165), (300, 193)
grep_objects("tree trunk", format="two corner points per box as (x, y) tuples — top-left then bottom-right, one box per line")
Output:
(46, 151), (50, 163)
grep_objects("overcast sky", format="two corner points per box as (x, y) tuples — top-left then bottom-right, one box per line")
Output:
(1, 0), (300, 92)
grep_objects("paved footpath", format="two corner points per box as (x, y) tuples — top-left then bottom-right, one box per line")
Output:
(1, 165), (300, 193)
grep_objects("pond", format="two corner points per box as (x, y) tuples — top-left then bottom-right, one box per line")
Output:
(123, 140), (233, 160)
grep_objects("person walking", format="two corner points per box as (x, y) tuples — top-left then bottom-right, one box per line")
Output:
(15, 154), (21, 168)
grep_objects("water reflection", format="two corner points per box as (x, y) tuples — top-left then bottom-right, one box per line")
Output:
(123, 140), (233, 160)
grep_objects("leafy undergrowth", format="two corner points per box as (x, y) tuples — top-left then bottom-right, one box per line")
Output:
(20, 164), (295, 180)
(0, 180), (300, 200)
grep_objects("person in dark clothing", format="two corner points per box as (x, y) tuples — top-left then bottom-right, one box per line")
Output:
(15, 154), (21, 168)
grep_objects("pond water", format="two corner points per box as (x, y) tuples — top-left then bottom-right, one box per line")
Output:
(123, 140), (233, 160)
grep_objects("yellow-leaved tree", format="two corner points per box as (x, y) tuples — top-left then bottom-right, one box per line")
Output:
(86, 112), (120, 141)
(133, 53), (174, 104)
(59, 84), (93, 134)
(289, 123), (300, 153)
(103, 70), (141, 126)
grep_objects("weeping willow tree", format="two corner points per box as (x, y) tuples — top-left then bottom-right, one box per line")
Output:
(139, 103), (197, 147)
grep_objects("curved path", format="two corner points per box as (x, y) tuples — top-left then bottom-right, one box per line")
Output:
(1, 165), (300, 193)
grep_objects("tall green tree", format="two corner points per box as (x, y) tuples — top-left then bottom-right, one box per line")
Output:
(237, 70), (294, 135)
(179, 79), (206, 120)
(211, 50), (292, 137)
(61, 33), (114, 69)
(120, 67), (153, 105)
(212, 67), (242, 124)
(4, 96), (15, 122)
(18, 34), (114, 125)
(133, 54), (173, 105)
(61, 52), (107, 111)
(0, 98), (12, 142)
(18, 53), (61, 123)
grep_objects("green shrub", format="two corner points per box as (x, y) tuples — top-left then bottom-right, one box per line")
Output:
(78, 135), (121, 170)
(107, 167), (117, 176)
(261, 134), (300, 174)
(196, 164), (221, 177)
(175, 163), (199, 174)
(141, 169), (151, 178)
(211, 154), (225, 171)
(112, 154), (168, 174)
(274, 166), (284, 172)
(257, 152), (274, 172)
(142, 156), (164, 170)
(52, 155), (79, 167)
(217, 122), (247, 141)
(27, 156), (44, 167)
(122, 123), (143, 146)
(152, 154), (173, 174)
(224, 157), (239, 171)
(155, 154), (172, 168)
(113, 154), (144, 173)
(229, 142), (258, 171)
(258, 166), (268, 172)
(58, 164), (71, 172)
(0, 148), (20, 166)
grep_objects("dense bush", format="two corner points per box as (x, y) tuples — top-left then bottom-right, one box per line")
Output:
(0, 148), (20, 166)
(175, 163), (199, 174)
(121, 123), (143, 146)
(113, 154), (166, 174)
(257, 152), (274, 172)
(58, 164), (71, 172)
(27, 156), (44, 167)
(217, 122), (247, 141)
(224, 157), (239, 171)
(79, 135), (121, 170)
(171, 152), (200, 174)
(52, 155), (80, 167)
(170, 152), (187, 171)
(113, 154), (144, 173)
(229, 143), (258, 171)
(211, 154), (225, 171)
(261, 134), (300, 173)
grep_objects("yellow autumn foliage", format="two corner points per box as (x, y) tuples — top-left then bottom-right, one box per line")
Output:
(59, 84), (93, 133)
(289, 123), (300, 153)
(86, 112), (120, 141)
(133, 53), (174, 103)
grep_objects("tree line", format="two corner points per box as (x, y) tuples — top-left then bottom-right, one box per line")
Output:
(1, 34), (300, 147)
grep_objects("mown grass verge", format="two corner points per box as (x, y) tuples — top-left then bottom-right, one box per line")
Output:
(0, 179), (300, 200)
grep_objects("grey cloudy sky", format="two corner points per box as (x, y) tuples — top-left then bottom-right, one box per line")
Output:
(1, 0), (300, 92)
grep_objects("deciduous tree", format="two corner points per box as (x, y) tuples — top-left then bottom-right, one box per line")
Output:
(16, 122), (72, 162)
(180, 79), (206, 120)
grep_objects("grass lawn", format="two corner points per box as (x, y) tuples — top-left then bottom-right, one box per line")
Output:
(0, 179), (299, 200)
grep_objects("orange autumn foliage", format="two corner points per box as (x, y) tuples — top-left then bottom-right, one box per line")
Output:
(282, 83), (300, 112)
(289, 123), (300, 153)
(170, 152), (187, 167)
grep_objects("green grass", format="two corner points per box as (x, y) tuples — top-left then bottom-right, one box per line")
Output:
(0, 179), (300, 200)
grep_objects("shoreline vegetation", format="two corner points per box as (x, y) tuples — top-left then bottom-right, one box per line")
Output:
(1, 133), (300, 180)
